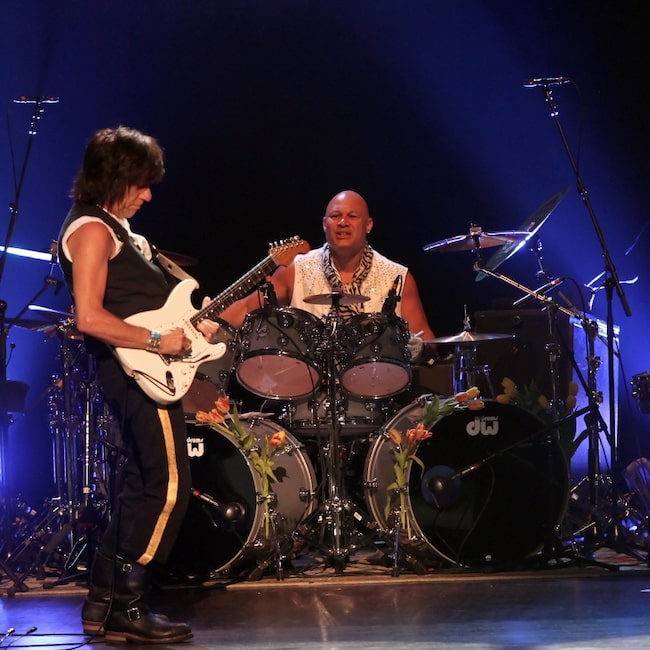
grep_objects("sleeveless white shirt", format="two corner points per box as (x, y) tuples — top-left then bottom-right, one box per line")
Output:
(291, 245), (408, 319)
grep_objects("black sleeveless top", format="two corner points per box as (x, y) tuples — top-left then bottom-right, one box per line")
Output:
(58, 202), (176, 357)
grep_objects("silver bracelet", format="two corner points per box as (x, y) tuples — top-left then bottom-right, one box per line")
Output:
(146, 330), (161, 353)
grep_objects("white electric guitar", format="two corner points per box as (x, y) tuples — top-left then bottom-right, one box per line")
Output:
(113, 236), (309, 404)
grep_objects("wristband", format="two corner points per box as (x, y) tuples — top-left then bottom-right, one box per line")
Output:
(146, 329), (161, 353)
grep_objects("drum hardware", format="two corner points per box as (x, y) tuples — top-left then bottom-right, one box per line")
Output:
(4, 336), (116, 593)
(277, 293), (417, 574)
(424, 308), (512, 397)
(526, 81), (641, 565)
(632, 372), (650, 414)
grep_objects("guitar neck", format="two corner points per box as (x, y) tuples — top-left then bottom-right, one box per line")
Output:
(190, 256), (277, 325)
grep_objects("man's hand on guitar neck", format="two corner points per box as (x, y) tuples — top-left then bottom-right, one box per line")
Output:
(197, 295), (226, 344)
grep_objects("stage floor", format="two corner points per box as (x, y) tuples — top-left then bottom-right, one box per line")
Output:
(2, 546), (650, 649)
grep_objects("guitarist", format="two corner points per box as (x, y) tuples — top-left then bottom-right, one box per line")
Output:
(57, 126), (217, 644)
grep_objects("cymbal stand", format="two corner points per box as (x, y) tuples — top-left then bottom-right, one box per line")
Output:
(531, 81), (642, 563)
(452, 306), (496, 396)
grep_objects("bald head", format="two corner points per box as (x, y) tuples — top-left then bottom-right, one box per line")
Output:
(324, 190), (369, 219)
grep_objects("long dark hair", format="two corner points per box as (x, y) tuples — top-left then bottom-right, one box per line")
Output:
(70, 126), (165, 206)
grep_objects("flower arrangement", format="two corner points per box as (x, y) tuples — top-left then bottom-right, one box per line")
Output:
(495, 377), (579, 463)
(384, 388), (485, 538)
(194, 395), (287, 538)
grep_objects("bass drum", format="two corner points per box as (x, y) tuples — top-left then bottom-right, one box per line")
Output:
(364, 399), (569, 568)
(166, 418), (317, 580)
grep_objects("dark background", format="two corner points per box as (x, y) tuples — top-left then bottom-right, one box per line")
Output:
(1, 1), (649, 506)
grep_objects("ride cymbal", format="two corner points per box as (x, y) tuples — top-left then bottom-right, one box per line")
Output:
(303, 292), (370, 306)
(424, 330), (514, 345)
(423, 227), (529, 253)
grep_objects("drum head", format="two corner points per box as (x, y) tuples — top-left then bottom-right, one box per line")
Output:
(165, 420), (317, 580)
(365, 399), (569, 568)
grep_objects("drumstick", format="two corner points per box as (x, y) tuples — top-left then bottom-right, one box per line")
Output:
(412, 330), (424, 338)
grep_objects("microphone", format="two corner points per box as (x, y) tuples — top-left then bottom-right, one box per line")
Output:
(12, 95), (60, 104)
(191, 488), (246, 521)
(523, 77), (570, 88)
(421, 465), (462, 509)
(513, 277), (565, 307)
(382, 275), (402, 315)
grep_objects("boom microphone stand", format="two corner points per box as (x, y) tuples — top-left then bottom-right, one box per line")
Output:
(527, 77), (640, 561)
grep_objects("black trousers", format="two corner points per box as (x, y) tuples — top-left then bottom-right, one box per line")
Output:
(94, 356), (191, 566)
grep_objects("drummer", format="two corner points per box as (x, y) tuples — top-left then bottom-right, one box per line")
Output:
(218, 189), (436, 363)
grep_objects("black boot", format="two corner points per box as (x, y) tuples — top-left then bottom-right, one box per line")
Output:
(104, 556), (192, 644)
(81, 551), (114, 635)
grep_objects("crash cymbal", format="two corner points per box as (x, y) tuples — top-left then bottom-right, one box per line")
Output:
(424, 330), (514, 345)
(423, 227), (529, 253)
(29, 304), (75, 320)
(476, 186), (569, 281)
(158, 249), (199, 267)
(303, 292), (370, 306)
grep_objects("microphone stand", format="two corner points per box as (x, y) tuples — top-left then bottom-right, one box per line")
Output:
(534, 81), (640, 562)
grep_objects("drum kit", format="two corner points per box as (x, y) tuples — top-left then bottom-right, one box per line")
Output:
(168, 237), (580, 581)
(2, 198), (637, 591)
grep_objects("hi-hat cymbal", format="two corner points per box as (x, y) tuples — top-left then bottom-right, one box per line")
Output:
(303, 292), (370, 306)
(423, 227), (529, 253)
(476, 186), (569, 282)
(424, 330), (514, 345)
(29, 304), (74, 320)
(158, 249), (199, 267)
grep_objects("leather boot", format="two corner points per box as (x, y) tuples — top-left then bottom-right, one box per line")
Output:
(103, 556), (192, 644)
(81, 551), (114, 635)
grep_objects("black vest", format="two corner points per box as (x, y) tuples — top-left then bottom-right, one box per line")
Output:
(58, 202), (176, 356)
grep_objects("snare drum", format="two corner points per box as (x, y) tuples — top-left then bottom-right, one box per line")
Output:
(339, 313), (411, 399)
(166, 418), (317, 579)
(236, 307), (325, 399)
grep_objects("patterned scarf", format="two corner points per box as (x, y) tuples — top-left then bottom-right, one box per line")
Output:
(321, 243), (374, 317)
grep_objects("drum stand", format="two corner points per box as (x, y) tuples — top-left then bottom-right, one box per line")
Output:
(281, 296), (426, 576)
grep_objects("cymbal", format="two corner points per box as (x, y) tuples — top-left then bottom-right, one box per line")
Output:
(303, 292), (370, 306)
(424, 330), (514, 345)
(158, 249), (199, 267)
(423, 227), (530, 253)
(4, 316), (52, 331)
(29, 304), (74, 320)
(476, 186), (569, 281)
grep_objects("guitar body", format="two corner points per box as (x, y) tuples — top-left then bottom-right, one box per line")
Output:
(114, 279), (227, 405)
(112, 236), (310, 405)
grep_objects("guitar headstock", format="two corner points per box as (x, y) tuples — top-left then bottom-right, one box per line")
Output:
(268, 236), (310, 267)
